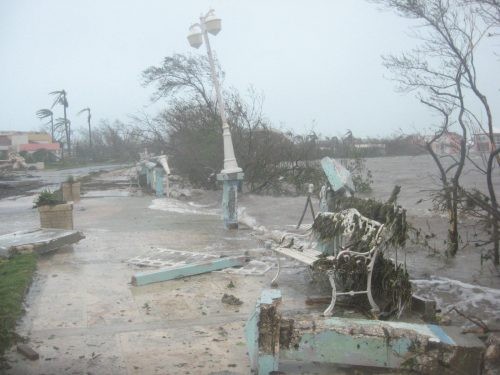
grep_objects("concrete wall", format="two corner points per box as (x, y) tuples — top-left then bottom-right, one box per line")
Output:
(28, 132), (52, 143)
(11, 134), (29, 150)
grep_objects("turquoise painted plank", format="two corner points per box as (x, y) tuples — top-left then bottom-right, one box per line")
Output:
(132, 256), (246, 286)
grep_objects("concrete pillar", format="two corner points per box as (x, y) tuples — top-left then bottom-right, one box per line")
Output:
(154, 167), (165, 197)
(217, 171), (244, 230)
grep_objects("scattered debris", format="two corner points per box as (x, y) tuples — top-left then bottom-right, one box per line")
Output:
(448, 307), (499, 334)
(218, 259), (271, 276)
(221, 294), (243, 306)
(0, 229), (85, 258)
(226, 280), (235, 288)
(16, 344), (39, 360)
(136, 153), (170, 197)
(142, 302), (151, 315)
(0, 152), (27, 171)
(246, 289), (485, 375)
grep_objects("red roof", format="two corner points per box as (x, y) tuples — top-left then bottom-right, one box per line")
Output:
(19, 143), (60, 152)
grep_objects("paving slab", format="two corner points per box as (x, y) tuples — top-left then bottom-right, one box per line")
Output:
(0, 228), (85, 258)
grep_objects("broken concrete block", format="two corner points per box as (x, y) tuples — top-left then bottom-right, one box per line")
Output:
(246, 289), (485, 374)
(17, 344), (39, 360)
(0, 229), (85, 258)
(412, 294), (437, 322)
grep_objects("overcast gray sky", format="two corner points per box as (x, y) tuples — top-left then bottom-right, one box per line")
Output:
(0, 0), (498, 138)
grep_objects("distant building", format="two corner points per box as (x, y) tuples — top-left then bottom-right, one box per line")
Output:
(0, 131), (61, 158)
(473, 129), (500, 152)
(354, 143), (386, 156)
(429, 131), (462, 155)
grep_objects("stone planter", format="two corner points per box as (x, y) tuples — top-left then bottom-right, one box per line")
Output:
(61, 182), (81, 202)
(38, 203), (74, 230)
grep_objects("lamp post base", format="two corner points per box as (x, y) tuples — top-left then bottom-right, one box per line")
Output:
(217, 171), (244, 230)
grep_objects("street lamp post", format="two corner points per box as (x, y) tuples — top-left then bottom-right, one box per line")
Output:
(187, 9), (244, 230)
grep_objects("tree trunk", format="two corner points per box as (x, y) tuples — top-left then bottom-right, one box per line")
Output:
(487, 150), (500, 265)
(64, 104), (70, 155)
(50, 115), (54, 143)
(447, 189), (459, 257)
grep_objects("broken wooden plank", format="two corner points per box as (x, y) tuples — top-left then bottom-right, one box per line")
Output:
(0, 229), (85, 258)
(273, 247), (319, 266)
(305, 296), (333, 305)
(17, 344), (39, 360)
(131, 256), (247, 286)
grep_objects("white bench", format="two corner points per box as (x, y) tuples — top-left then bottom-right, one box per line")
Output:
(271, 208), (385, 316)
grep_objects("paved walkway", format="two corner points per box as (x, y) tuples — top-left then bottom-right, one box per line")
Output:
(5, 192), (272, 374)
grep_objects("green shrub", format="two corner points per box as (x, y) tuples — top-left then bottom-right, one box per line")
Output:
(33, 189), (65, 208)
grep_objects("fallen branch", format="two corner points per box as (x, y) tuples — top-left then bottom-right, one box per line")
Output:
(448, 307), (499, 334)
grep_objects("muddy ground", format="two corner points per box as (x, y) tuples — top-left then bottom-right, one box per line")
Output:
(0, 155), (499, 374)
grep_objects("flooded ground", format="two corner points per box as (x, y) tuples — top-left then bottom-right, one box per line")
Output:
(0, 163), (130, 200)
(0, 154), (499, 374)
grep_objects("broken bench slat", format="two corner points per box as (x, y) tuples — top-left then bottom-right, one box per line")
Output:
(17, 344), (39, 360)
(273, 247), (321, 266)
(0, 228), (85, 258)
(131, 256), (247, 286)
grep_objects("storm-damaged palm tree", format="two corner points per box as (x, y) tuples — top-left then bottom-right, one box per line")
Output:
(36, 109), (54, 141)
(77, 107), (92, 150)
(50, 90), (70, 154)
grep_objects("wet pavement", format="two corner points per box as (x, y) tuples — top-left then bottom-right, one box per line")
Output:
(0, 163), (130, 200)
(0, 155), (499, 374)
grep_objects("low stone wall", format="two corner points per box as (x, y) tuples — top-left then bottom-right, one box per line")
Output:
(38, 203), (73, 230)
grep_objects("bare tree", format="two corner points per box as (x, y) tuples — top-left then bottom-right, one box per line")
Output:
(142, 54), (218, 117)
(467, 0), (500, 25)
(141, 54), (325, 193)
(375, 0), (499, 261)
